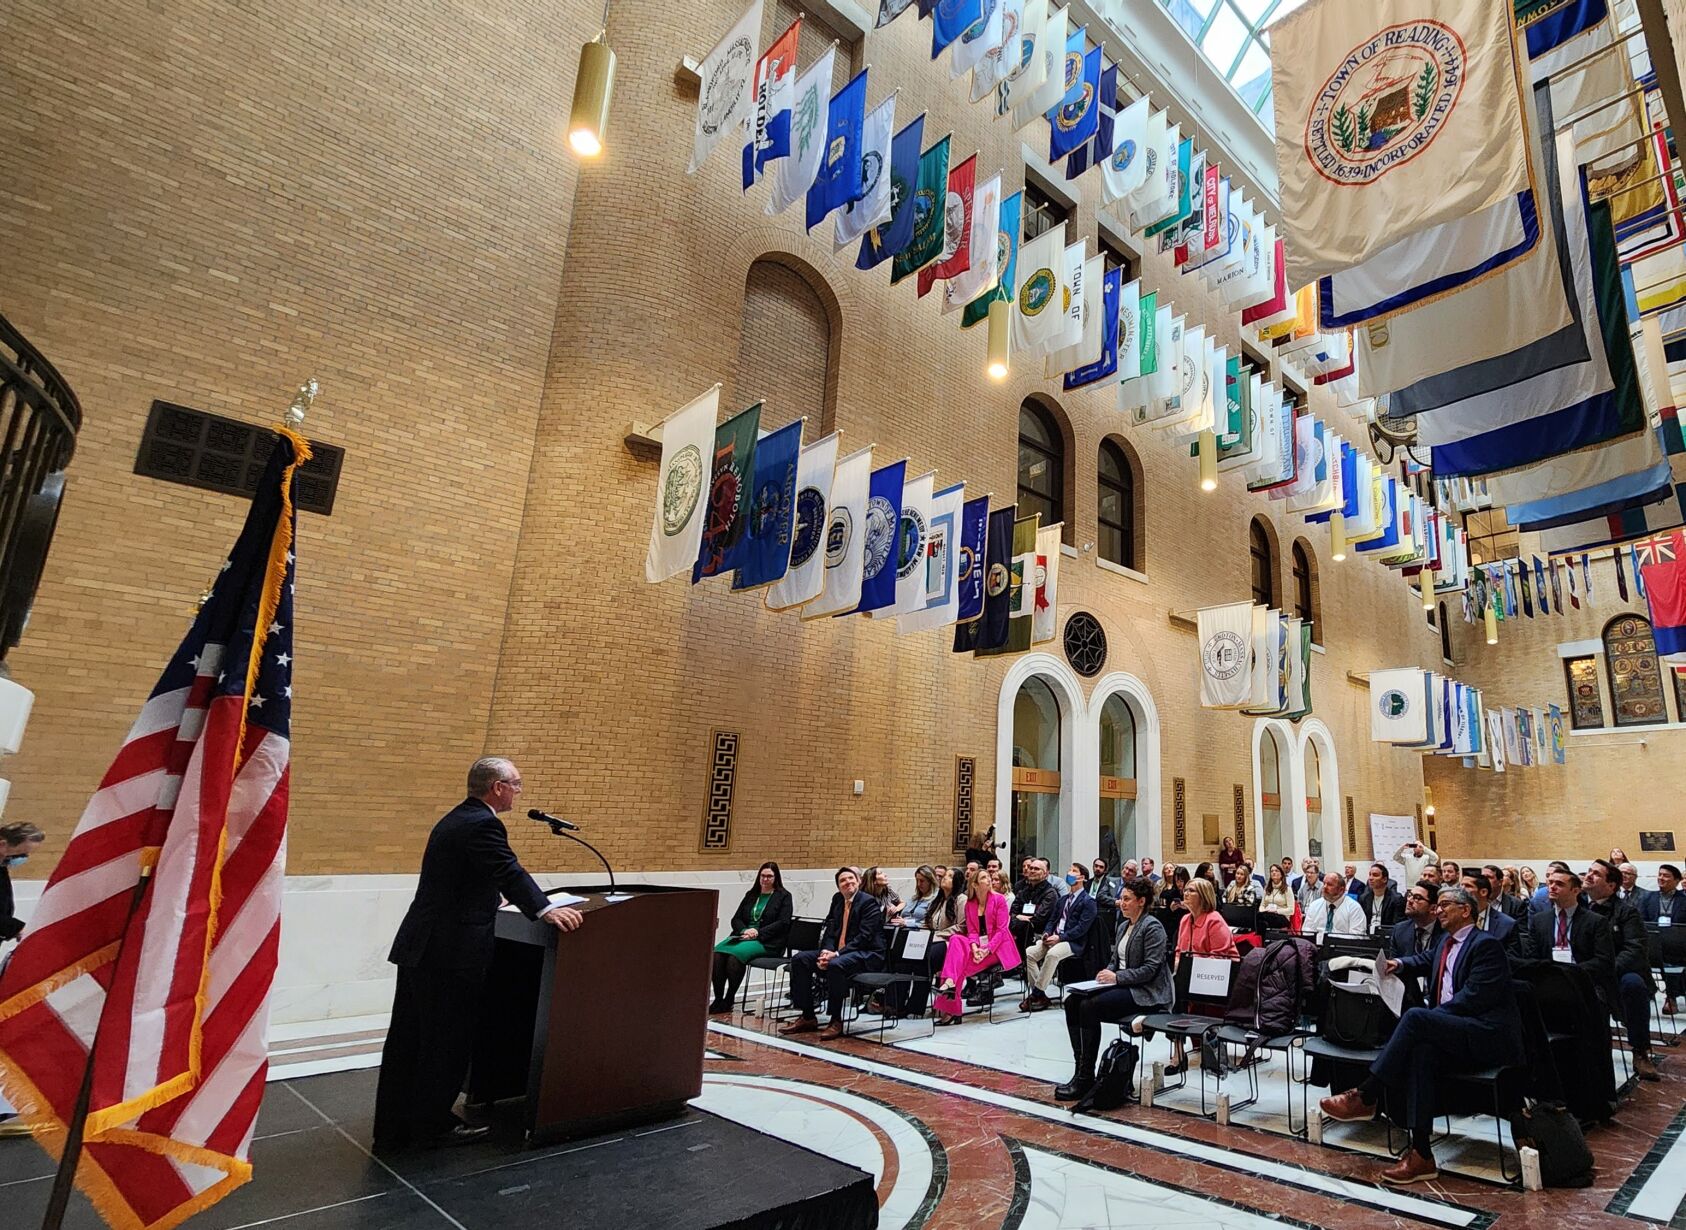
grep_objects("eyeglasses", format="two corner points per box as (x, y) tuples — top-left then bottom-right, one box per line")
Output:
(500, 778), (523, 788)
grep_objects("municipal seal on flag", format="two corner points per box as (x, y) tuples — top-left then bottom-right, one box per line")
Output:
(1201, 631), (1246, 681)
(1020, 267), (1056, 315)
(896, 507), (928, 580)
(824, 506), (853, 567)
(962, 0), (997, 43)
(1110, 139), (1137, 173)
(986, 561), (1010, 597)
(1304, 22), (1465, 187)
(791, 487), (826, 567)
(660, 444), (704, 536)
(700, 36), (755, 136)
(1378, 688), (1410, 719)
(958, 543), (979, 584)
(863, 495), (897, 579)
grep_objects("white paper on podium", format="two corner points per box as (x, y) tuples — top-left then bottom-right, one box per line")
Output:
(500, 892), (588, 912)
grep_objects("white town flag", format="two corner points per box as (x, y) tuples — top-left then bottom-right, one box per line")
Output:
(944, 174), (1004, 311)
(1128, 115), (1175, 225)
(1269, 0), (1534, 287)
(766, 431), (841, 609)
(1199, 601), (1255, 708)
(1011, 220), (1068, 359)
(994, 0), (1047, 115)
(1012, 3), (1069, 129)
(646, 385), (721, 582)
(1247, 604), (1280, 709)
(1101, 96), (1151, 203)
(878, 470), (936, 618)
(1031, 522), (1061, 643)
(1044, 243), (1091, 373)
(802, 444), (874, 618)
(766, 47), (838, 215)
(1369, 667), (1430, 744)
(952, 0), (1005, 78)
(899, 482), (965, 634)
(1116, 279), (1143, 381)
(1048, 252), (1102, 375)
(972, 0), (1025, 102)
(689, 0), (764, 175)
(835, 92), (898, 246)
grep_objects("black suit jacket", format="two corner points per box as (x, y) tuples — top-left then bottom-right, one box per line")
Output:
(0, 863), (21, 942)
(1396, 928), (1524, 1048)
(1589, 895), (1655, 989)
(1497, 893), (1529, 922)
(1522, 904), (1615, 996)
(388, 799), (553, 971)
(1389, 917), (1440, 960)
(1361, 886), (1405, 932)
(727, 887), (793, 951)
(819, 890), (885, 956)
(1016, 879), (1061, 937)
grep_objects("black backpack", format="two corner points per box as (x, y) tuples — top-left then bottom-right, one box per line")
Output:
(1073, 1037), (1139, 1113)
(1511, 1100), (1595, 1188)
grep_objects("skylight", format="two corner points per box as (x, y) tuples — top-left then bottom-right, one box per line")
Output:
(1158, 0), (1312, 130)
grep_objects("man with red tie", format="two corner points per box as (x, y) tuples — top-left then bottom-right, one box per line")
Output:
(781, 866), (885, 1040)
(1318, 884), (1523, 1185)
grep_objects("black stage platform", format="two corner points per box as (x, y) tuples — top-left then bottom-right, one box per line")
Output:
(0, 1067), (877, 1230)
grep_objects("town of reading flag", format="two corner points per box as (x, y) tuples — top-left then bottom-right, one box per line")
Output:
(743, 18), (801, 189)
(900, 482), (966, 634)
(954, 494), (990, 622)
(918, 153), (978, 297)
(646, 385), (720, 583)
(805, 68), (870, 231)
(1268, 0), (1534, 288)
(766, 432), (840, 610)
(956, 504), (1016, 651)
(803, 444), (874, 619)
(1063, 266), (1121, 390)
(857, 114), (926, 269)
(1047, 38), (1100, 163)
(962, 190), (1022, 327)
(693, 402), (761, 581)
(731, 419), (804, 591)
(1198, 602), (1254, 708)
(766, 46), (838, 216)
(835, 93), (898, 247)
(854, 459), (908, 613)
(892, 135), (953, 284)
(0, 431), (305, 1230)
(689, 0), (764, 175)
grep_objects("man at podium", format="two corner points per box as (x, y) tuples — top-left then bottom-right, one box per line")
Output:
(374, 757), (584, 1148)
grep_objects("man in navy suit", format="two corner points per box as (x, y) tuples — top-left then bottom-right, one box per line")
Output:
(1460, 870), (1519, 958)
(1387, 882), (1441, 1008)
(1321, 885), (1523, 1185)
(782, 867), (885, 1040)
(376, 758), (583, 1149)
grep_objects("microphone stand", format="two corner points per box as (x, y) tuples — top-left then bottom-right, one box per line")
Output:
(538, 818), (631, 901)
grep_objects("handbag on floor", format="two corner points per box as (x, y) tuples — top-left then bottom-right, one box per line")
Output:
(1074, 1038), (1139, 1113)
(1510, 1099), (1595, 1188)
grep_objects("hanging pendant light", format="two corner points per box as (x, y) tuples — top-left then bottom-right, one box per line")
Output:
(1329, 512), (1347, 562)
(1420, 565), (1435, 611)
(986, 298), (1009, 381)
(1197, 430), (1217, 492)
(568, 31), (617, 158)
(1485, 602), (1499, 645)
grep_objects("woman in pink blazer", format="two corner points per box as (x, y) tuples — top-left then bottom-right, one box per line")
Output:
(932, 872), (1021, 1022)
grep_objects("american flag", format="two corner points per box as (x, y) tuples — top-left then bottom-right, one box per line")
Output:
(0, 430), (307, 1229)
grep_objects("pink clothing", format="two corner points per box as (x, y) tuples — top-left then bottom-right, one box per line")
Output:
(1176, 909), (1240, 959)
(933, 892), (1020, 1018)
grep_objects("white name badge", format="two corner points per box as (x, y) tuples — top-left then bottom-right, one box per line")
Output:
(1188, 955), (1234, 997)
(1660, 916), (1673, 928)
(1021, 907), (1035, 916)
(1551, 947), (1574, 964)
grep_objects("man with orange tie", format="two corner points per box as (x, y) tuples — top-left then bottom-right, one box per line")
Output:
(1318, 884), (1522, 1186)
(781, 866), (885, 1040)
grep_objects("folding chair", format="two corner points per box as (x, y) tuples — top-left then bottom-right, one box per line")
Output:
(846, 928), (935, 1042)
(1141, 956), (1237, 1117)
(739, 918), (823, 1019)
(1219, 902), (1258, 934)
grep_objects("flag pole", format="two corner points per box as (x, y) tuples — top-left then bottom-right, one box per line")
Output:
(40, 868), (153, 1230)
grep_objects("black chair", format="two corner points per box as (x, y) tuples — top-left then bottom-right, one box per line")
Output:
(740, 917), (823, 1018)
(1650, 922), (1686, 1047)
(846, 927), (935, 1042)
(1219, 901), (1258, 934)
(1140, 956), (1238, 1117)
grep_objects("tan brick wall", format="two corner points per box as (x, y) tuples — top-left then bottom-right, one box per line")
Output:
(3, 0), (1446, 880)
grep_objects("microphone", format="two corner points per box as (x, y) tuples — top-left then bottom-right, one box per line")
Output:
(528, 808), (581, 832)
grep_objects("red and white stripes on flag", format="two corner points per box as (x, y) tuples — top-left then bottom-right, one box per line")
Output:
(0, 430), (305, 1230)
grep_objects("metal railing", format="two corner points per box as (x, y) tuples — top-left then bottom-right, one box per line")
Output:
(0, 311), (80, 661)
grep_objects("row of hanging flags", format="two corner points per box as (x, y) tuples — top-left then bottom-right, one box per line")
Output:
(1193, 602), (1314, 719)
(1367, 667), (1567, 772)
(644, 386), (1063, 656)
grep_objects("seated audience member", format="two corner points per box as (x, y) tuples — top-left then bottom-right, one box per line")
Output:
(1092, 858), (1122, 908)
(986, 856), (1004, 882)
(900, 867), (966, 1017)
(1490, 864), (1528, 921)
(1321, 885), (1524, 1185)
(781, 867), (885, 1040)
(1292, 859), (1324, 908)
(1360, 862), (1405, 937)
(1643, 863), (1683, 1014)
(1584, 859), (1660, 1080)
(1344, 863), (1364, 899)
(1057, 878), (1173, 1100)
(1619, 862), (1654, 914)
(1141, 856), (1161, 884)
(1022, 864), (1098, 1011)
(1390, 882), (1442, 966)
(1160, 865), (1192, 913)
(933, 864), (1021, 1023)
(1260, 864), (1295, 924)
(1460, 871), (1519, 955)
(900, 865), (938, 927)
(710, 862), (795, 1013)
(1246, 860), (1266, 890)
(1439, 859), (1461, 885)
(1394, 840), (1438, 884)
(1303, 872), (1366, 938)
(1012, 857), (1035, 901)
(1009, 858), (1059, 957)
(1519, 865), (1541, 908)
(862, 865), (903, 923)
(1168, 877), (1240, 1073)
(1276, 854), (1295, 883)
(1225, 864), (1261, 906)
(1521, 867), (1616, 1002)
(1530, 861), (1573, 913)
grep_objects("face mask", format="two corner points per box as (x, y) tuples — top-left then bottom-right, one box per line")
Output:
(6, 855), (26, 867)
(1065, 873), (1078, 886)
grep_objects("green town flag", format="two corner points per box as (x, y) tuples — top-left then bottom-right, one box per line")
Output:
(892, 135), (953, 285)
(692, 402), (762, 581)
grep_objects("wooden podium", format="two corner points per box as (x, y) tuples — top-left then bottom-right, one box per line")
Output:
(468, 883), (718, 1144)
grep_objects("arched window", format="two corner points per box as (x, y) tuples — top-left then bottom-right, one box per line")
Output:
(1604, 614), (1671, 727)
(1291, 538), (1319, 640)
(1097, 438), (1140, 571)
(1098, 694), (1138, 871)
(1438, 601), (1453, 663)
(1011, 677), (1063, 866)
(1258, 725), (1285, 865)
(1249, 517), (1277, 608)
(1018, 401), (1065, 533)
(735, 256), (839, 432)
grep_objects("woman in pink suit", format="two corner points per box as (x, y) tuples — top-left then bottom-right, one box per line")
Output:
(932, 870), (1021, 1023)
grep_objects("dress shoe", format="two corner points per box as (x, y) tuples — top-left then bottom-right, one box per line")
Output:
(1028, 997), (1050, 1013)
(780, 1014), (821, 1035)
(819, 1021), (847, 1041)
(1379, 1149), (1438, 1186)
(934, 1012), (960, 1027)
(1636, 1053), (1662, 1081)
(1018, 997), (1036, 1012)
(1666, 997), (1678, 1016)
(1163, 1058), (1187, 1077)
(1319, 1088), (1376, 1123)
(707, 999), (731, 1014)
(1054, 1077), (1094, 1102)
(432, 1124), (490, 1147)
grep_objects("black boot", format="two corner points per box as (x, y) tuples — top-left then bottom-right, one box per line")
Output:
(1056, 1024), (1097, 1101)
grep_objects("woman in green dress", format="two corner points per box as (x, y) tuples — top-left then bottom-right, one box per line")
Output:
(710, 862), (793, 1013)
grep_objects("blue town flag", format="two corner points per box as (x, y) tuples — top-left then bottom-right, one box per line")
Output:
(1526, 0), (1608, 58)
(1064, 267), (1122, 390)
(955, 494), (990, 622)
(1307, 441), (1355, 525)
(730, 420), (804, 591)
(1065, 62), (1116, 181)
(1047, 39), (1100, 163)
(932, 0), (984, 57)
(960, 190), (1022, 328)
(1356, 479), (1400, 553)
(1534, 555), (1551, 614)
(806, 69), (870, 232)
(955, 504), (1015, 651)
(854, 459), (907, 613)
(858, 114), (927, 270)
